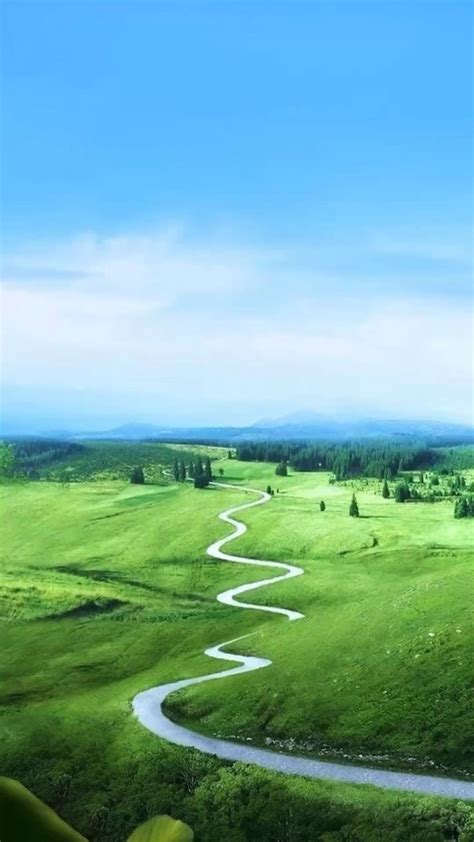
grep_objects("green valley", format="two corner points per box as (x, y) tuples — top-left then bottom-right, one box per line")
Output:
(1, 441), (473, 840)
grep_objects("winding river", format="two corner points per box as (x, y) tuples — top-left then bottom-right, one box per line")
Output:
(133, 482), (474, 800)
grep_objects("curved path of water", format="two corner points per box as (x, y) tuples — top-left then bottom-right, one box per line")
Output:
(133, 482), (474, 800)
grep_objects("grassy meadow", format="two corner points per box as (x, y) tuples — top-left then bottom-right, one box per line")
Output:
(1, 443), (473, 840)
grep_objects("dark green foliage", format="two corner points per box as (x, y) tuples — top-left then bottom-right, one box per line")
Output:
(193, 456), (210, 488)
(237, 440), (437, 480)
(10, 439), (85, 473)
(204, 456), (212, 482)
(320, 500), (326, 511)
(434, 445), (474, 471)
(449, 473), (466, 495)
(188, 460), (195, 479)
(4, 736), (473, 842)
(394, 482), (410, 503)
(227, 450), (232, 459)
(0, 777), (86, 841)
(431, 474), (440, 486)
(130, 467), (145, 485)
(173, 458), (180, 482)
(193, 474), (210, 489)
(382, 479), (390, 498)
(5, 440), (220, 484)
(349, 493), (359, 517)
(454, 496), (474, 519)
(275, 462), (288, 477)
(0, 443), (15, 479)
(266, 485), (272, 495)
(218, 468), (224, 477)
(178, 460), (187, 482)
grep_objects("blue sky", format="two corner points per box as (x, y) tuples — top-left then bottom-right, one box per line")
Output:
(1, 0), (472, 430)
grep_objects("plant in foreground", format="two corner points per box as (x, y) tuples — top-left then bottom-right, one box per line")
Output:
(0, 778), (193, 842)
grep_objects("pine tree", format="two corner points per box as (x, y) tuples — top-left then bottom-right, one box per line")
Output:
(188, 460), (195, 479)
(195, 457), (204, 477)
(179, 459), (186, 482)
(454, 496), (474, 519)
(172, 457), (180, 482)
(275, 462), (288, 477)
(394, 482), (410, 503)
(204, 456), (212, 481)
(349, 493), (359, 517)
(228, 450), (232, 459)
(130, 466), (145, 485)
(266, 485), (272, 495)
(454, 497), (468, 519)
(320, 500), (326, 512)
(382, 479), (390, 499)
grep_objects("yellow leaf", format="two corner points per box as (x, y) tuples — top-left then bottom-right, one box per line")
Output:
(127, 814), (193, 842)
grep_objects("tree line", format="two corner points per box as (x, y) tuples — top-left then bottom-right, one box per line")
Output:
(237, 441), (438, 480)
(5, 439), (85, 473)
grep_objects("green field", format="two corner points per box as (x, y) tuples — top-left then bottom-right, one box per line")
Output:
(1, 447), (473, 840)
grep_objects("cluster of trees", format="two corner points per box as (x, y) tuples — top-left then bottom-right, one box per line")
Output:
(237, 441), (434, 480)
(454, 496), (474, 519)
(171, 455), (215, 488)
(172, 457), (187, 482)
(190, 456), (213, 489)
(131, 455), (215, 488)
(274, 462), (288, 476)
(394, 482), (411, 502)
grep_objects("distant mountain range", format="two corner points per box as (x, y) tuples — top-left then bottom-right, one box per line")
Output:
(29, 412), (473, 444)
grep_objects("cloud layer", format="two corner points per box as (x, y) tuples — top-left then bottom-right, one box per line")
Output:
(1, 227), (472, 428)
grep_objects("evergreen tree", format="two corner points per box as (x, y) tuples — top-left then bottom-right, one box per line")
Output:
(454, 497), (468, 519)
(349, 493), (359, 517)
(0, 442), (15, 478)
(218, 468), (224, 477)
(394, 482), (410, 503)
(320, 500), (326, 512)
(382, 479), (390, 499)
(194, 472), (210, 489)
(188, 460), (195, 479)
(195, 457), (204, 477)
(172, 458), (180, 482)
(179, 459), (187, 482)
(228, 450), (232, 459)
(275, 462), (288, 477)
(266, 485), (272, 495)
(454, 495), (474, 519)
(204, 456), (213, 481)
(130, 466), (145, 485)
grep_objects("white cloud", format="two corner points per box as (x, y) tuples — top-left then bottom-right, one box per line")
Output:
(1, 227), (472, 425)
